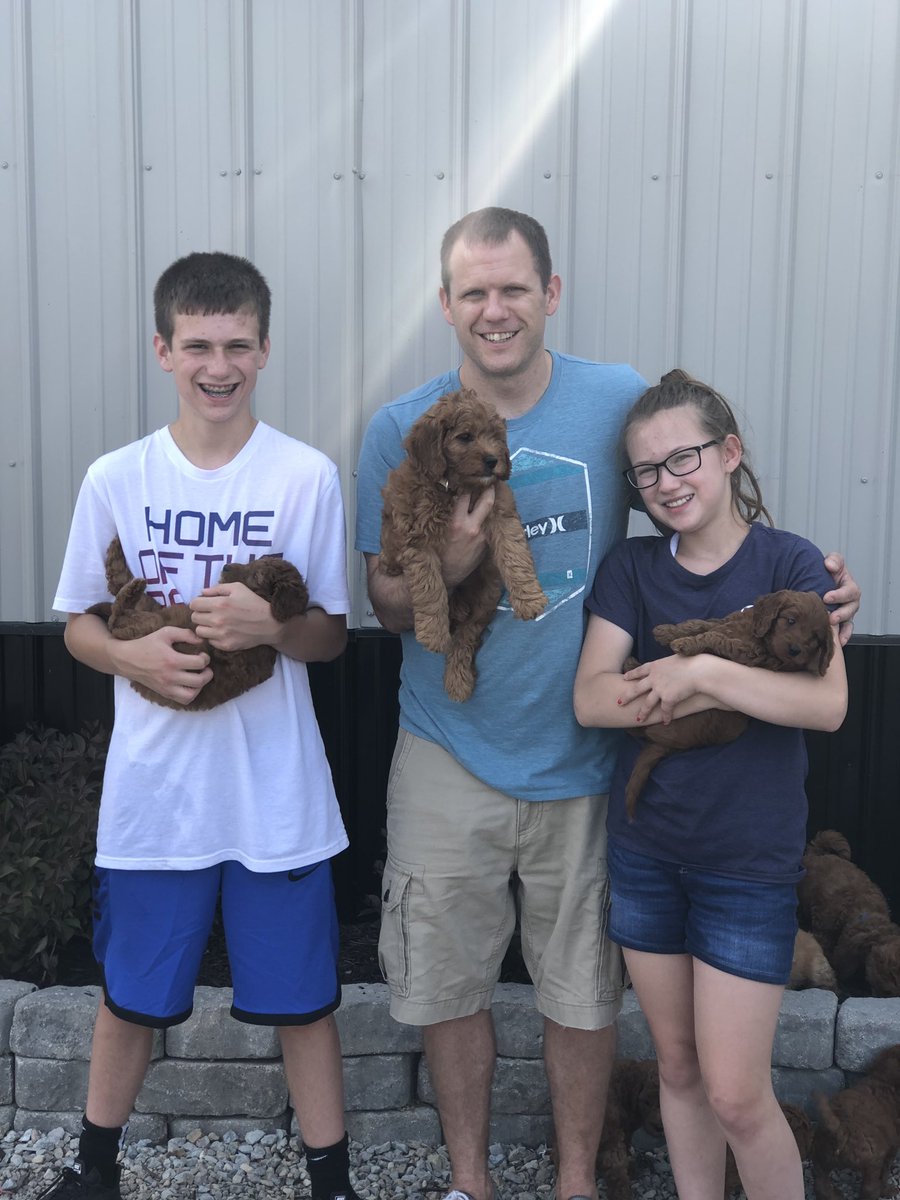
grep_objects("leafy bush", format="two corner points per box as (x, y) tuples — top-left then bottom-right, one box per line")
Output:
(0, 723), (108, 983)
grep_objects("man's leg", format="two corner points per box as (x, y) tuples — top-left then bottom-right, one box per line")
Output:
(544, 1021), (616, 1200)
(279, 1017), (345, 1148)
(423, 1012), (496, 1200)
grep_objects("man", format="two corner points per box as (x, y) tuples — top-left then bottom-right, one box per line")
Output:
(355, 208), (859, 1200)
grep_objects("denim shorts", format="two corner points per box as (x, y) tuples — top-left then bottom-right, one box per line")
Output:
(93, 859), (340, 1027)
(607, 839), (798, 985)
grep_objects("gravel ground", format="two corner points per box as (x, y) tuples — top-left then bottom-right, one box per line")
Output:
(0, 1126), (889, 1199)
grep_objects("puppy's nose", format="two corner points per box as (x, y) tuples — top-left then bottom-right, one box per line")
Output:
(788, 645), (801, 657)
(483, 456), (498, 471)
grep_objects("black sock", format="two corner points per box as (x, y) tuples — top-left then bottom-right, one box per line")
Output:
(78, 1115), (123, 1187)
(304, 1131), (358, 1200)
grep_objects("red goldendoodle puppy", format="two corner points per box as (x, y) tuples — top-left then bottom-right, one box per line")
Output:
(379, 388), (546, 702)
(88, 536), (308, 711)
(624, 589), (834, 819)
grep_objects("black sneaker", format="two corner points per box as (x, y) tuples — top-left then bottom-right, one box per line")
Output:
(36, 1165), (122, 1199)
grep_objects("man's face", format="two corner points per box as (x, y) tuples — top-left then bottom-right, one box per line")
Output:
(153, 308), (270, 428)
(439, 232), (561, 383)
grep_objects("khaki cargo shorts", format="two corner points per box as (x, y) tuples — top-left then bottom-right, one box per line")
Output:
(377, 730), (625, 1029)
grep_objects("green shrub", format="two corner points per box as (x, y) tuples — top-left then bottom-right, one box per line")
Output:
(0, 723), (108, 983)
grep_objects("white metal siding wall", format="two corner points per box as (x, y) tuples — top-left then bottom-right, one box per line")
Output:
(1, 0), (897, 632)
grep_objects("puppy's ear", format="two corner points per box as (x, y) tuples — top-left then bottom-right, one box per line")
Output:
(816, 627), (835, 676)
(751, 591), (783, 637)
(403, 403), (450, 482)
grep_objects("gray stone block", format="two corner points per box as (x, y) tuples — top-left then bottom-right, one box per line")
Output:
(772, 989), (838, 1069)
(12, 1109), (166, 1143)
(0, 1104), (13, 1136)
(168, 1113), (290, 1139)
(137, 1060), (288, 1118)
(14, 1057), (90, 1111)
(418, 1056), (550, 1116)
(771, 1066), (845, 1113)
(346, 1106), (442, 1146)
(0, 1056), (11, 1105)
(335, 984), (423, 1055)
(10, 987), (162, 1061)
(165, 988), (280, 1060)
(344, 1054), (415, 1111)
(0, 981), (36, 1052)
(615, 990), (654, 1060)
(493, 984), (544, 1059)
(488, 1113), (554, 1148)
(835, 997), (900, 1070)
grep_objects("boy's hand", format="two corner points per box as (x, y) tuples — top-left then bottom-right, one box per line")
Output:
(112, 625), (213, 706)
(190, 581), (275, 650)
(441, 488), (493, 589)
(823, 552), (860, 646)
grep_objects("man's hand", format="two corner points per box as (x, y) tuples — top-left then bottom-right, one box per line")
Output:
(189, 581), (276, 651)
(823, 553), (861, 646)
(440, 488), (494, 588)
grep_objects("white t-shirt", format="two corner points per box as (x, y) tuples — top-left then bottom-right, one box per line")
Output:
(54, 421), (351, 873)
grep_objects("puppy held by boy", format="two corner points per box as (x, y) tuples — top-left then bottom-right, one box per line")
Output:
(88, 535), (308, 710)
(379, 387), (546, 701)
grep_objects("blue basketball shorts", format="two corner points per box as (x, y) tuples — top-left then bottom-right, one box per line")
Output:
(92, 859), (340, 1027)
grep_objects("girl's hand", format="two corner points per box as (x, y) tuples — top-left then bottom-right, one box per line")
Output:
(621, 654), (710, 725)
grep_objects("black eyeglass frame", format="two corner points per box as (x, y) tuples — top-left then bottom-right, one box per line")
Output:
(623, 439), (722, 489)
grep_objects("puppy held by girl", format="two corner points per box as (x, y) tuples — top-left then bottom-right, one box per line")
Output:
(574, 369), (848, 1200)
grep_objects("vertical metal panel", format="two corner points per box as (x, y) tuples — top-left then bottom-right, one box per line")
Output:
(1, 0), (898, 631)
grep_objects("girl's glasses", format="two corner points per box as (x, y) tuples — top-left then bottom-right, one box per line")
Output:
(623, 440), (721, 490)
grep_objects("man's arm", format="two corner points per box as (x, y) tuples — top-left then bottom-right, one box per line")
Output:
(64, 611), (213, 707)
(823, 553), (861, 646)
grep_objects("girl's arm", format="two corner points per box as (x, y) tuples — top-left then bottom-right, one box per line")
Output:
(621, 629), (847, 731)
(574, 614), (723, 729)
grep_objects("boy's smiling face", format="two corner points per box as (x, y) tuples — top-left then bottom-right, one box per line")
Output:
(154, 308), (270, 431)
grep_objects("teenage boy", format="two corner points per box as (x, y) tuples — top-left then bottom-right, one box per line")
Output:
(47, 252), (360, 1200)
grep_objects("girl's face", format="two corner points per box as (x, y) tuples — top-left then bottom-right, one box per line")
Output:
(626, 405), (743, 536)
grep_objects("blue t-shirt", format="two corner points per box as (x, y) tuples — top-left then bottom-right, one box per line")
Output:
(356, 352), (647, 800)
(585, 523), (833, 882)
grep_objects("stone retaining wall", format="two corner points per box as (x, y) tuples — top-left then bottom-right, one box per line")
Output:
(2, 981), (899, 1147)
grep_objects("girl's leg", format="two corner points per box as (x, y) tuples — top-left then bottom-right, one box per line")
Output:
(623, 948), (727, 1199)
(692, 959), (803, 1200)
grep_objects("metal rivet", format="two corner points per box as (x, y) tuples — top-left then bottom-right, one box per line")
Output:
(254, 168), (262, 175)
(860, 477), (869, 484)
(234, 168), (242, 176)
(651, 173), (659, 181)
(333, 172), (343, 180)
(219, 170), (228, 177)
(435, 171), (445, 180)
(875, 171), (884, 180)
(0, 162), (8, 169)
(8, 461), (16, 467)
(765, 172), (774, 179)
(543, 171), (552, 179)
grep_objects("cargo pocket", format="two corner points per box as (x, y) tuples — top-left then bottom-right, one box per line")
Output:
(378, 859), (414, 997)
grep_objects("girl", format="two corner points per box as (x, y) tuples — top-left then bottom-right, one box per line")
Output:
(573, 370), (847, 1200)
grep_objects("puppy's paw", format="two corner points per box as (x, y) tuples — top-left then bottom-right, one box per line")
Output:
(652, 622), (680, 645)
(414, 616), (452, 655)
(511, 588), (547, 621)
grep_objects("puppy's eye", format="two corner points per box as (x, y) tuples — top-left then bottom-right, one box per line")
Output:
(786, 617), (796, 626)
(455, 431), (474, 443)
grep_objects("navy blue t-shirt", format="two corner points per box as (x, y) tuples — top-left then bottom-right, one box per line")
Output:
(586, 523), (834, 882)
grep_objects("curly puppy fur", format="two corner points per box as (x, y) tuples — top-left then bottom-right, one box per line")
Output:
(597, 1059), (662, 1200)
(550, 1059), (661, 1200)
(723, 1102), (813, 1197)
(624, 589), (834, 820)
(379, 388), (546, 701)
(87, 536), (308, 711)
(798, 830), (900, 998)
(811, 1043), (900, 1200)
(789, 928), (838, 992)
